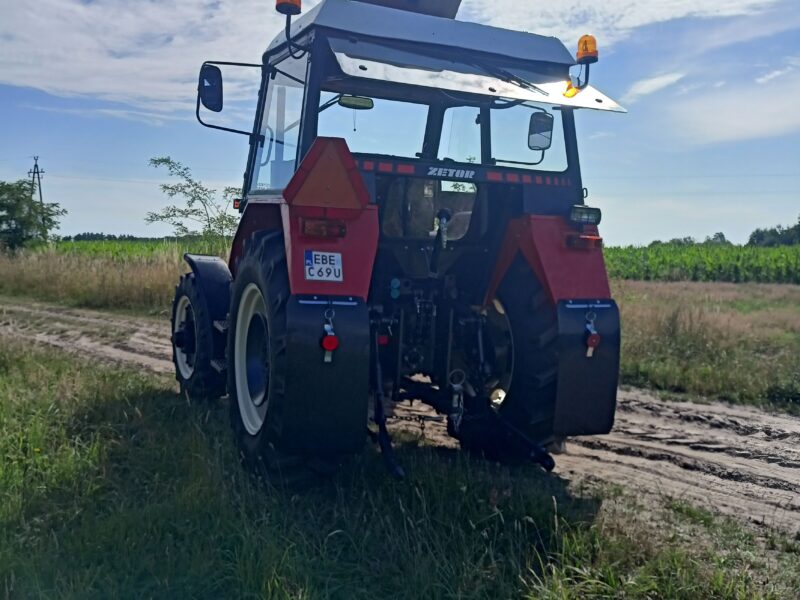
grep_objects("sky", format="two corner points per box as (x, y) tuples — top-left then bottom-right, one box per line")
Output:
(1, 0), (799, 245)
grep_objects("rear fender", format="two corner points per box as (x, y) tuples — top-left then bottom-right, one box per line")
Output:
(484, 217), (619, 436)
(228, 202), (282, 277)
(484, 215), (611, 306)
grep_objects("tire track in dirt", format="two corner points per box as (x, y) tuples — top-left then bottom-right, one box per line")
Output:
(2, 298), (798, 533)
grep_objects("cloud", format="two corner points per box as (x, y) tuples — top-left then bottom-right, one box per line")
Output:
(622, 72), (685, 103)
(669, 70), (800, 143)
(460, 0), (781, 46)
(0, 1), (319, 115)
(755, 66), (794, 84)
(0, 0), (787, 122)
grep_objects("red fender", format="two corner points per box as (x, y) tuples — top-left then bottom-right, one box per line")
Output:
(484, 215), (611, 306)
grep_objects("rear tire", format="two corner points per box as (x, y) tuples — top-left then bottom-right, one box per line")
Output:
(458, 258), (558, 460)
(226, 231), (299, 478)
(496, 257), (559, 445)
(171, 274), (226, 402)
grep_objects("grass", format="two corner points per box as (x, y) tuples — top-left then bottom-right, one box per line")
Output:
(615, 281), (800, 412)
(2, 338), (796, 599)
(2, 242), (800, 411)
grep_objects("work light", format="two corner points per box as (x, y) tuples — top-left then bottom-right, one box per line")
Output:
(570, 204), (602, 226)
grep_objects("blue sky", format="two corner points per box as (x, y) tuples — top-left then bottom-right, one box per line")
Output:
(1, 0), (799, 245)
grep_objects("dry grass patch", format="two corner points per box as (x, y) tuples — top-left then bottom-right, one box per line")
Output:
(615, 281), (800, 411)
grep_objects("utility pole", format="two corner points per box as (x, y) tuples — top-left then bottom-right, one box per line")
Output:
(28, 156), (46, 236)
(28, 156), (45, 207)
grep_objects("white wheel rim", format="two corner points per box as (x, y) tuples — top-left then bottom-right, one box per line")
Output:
(174, 295), (196, 379)
(234, 283), (270, 435)
(486, 298), (514, 407)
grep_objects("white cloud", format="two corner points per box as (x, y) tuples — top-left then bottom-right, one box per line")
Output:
(460, 0), (780, 47)
(755, 66), (793, 84)
(0, 0), (787, 121)
(622, 72), (685, 103)
(0, 1), (321, 115)
(669, 70), (800, 143)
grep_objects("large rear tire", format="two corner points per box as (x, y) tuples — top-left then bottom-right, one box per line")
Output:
(226, 231), (297, 476)
(171, 274), (226, 402)
(496, 257), (559, 444)
(459, 257), (558, 459)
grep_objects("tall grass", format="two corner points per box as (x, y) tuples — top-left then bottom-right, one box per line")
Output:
(0, 247), (186, 312)
(0, 238), (227, 313)
(615, 281), (800, 411)
(1, 340), (790, 598)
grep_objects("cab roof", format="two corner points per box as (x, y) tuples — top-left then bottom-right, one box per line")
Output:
(266, 0), (576, 68)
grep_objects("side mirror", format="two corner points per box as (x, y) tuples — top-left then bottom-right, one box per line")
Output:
(528, 111), (554, 151)
(198, 64), (223, 113)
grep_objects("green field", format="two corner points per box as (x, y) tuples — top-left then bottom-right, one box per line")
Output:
(1, 339), (797, 598)
(605, 244), (800, 284)
(47, 239), (800, 285)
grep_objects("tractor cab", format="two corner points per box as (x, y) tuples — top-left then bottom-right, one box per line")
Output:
(183, 0), (626, 478)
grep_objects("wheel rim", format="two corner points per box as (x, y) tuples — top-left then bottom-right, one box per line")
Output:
(234, 283), (270, 435)
(485, 298), (514, 407)
(174, 295), (197, 379)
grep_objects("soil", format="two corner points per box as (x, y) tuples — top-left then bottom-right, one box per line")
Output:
(2, 297), (798, 534)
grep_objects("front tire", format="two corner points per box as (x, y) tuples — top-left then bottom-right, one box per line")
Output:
(171, 274), (226, 401)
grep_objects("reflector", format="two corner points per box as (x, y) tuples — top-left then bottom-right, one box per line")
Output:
(302, 218), (347, 238)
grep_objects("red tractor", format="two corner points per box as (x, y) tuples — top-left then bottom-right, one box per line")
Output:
(172, 0), (625, 477)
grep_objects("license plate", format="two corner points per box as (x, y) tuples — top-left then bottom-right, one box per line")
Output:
(304, 250), (343, 282)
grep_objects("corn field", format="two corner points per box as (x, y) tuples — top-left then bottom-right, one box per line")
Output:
(605, 244), (800, 284)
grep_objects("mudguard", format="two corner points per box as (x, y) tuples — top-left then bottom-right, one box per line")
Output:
(553, 299), (620, 436)
(183, 254), (232, 321)
(183, 254), (232, 364)
(279, 297), (370, 455)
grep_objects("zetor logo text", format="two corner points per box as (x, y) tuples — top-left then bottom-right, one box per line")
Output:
(427, 167), (476, 179)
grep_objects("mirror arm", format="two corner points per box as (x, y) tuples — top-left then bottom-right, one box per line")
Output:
(195, 60), (265, 140)
(195, 96), (265, 142)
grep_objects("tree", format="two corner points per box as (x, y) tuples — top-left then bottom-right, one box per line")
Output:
(748, 215), (800, 247)
(146, 157), (239, 239)
(0, 179), (66, 250)
(704, 232), (732, 245)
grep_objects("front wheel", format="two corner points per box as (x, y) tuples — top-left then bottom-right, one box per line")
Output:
(171, 274), (226, 401)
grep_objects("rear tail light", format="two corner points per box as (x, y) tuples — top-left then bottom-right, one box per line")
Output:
(301, 218), (347, 238)
(566, 233), (603, 249)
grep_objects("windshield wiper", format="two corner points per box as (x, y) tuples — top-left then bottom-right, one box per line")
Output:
(475, 63), (549, 97)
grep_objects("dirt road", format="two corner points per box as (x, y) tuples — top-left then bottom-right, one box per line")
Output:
(2, 298), (798, 533)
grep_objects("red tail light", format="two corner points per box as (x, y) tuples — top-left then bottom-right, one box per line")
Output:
(302, 218), (347, 238)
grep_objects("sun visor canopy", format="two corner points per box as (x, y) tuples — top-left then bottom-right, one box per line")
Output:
(330, 38), (626, 113)
(351, 0), (462, 18)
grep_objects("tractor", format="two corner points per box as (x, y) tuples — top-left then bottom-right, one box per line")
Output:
(172, 0), (625, 478)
